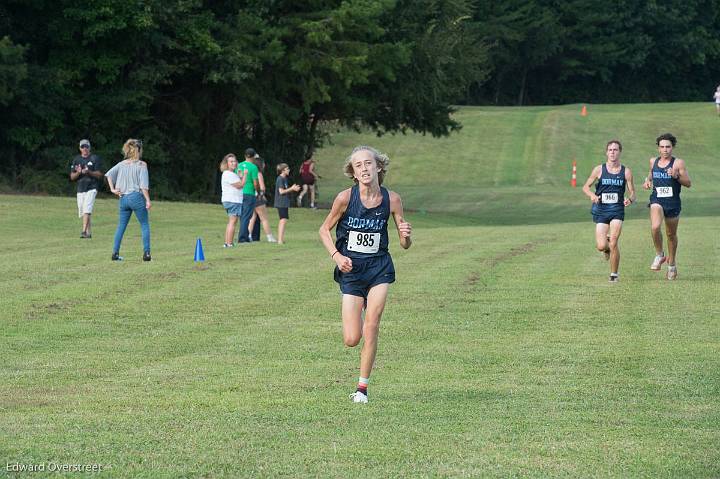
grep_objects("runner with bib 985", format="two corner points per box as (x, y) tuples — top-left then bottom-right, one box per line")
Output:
(642, 133), (692, 280)
(318, 146), (412, 404)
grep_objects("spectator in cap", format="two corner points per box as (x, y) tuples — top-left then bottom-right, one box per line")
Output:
(235, 148), (260, 243)
(69, 139), (104, 238)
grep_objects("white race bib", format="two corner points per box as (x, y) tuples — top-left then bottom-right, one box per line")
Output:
(347, 231), (380, 254)
(601, 192), (618, 204)
(656, 186), (673, 198)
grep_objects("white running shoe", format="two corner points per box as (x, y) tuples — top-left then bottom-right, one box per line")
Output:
(349, 391), (368, 404)
(650, 254), (666, 271)
(267, 235), (277, 243)
(667, 265), (678, 280)
(296, 196), (303, 207)
(608, 274), (619, 283)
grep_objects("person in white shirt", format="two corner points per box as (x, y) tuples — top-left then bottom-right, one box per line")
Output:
(219, 153), (246, 247)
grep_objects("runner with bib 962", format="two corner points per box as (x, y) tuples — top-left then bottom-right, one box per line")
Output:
(318, 146), (412, 404)
(582, 140), (636, 283)
(642, 133), (692, 280)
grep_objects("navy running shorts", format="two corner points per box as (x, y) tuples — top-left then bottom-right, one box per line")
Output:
(648, 201), (681, 219)
(593, 212), (624, 224)
(334, 254), (395, 299)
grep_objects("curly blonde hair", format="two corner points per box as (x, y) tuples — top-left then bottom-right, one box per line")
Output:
(343, 146), (390, 185)
(122, 139), (143, 161)
(219, 153), (237, 172)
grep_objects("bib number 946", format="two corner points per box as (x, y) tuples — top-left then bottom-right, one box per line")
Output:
(601, 193), (618, 204)
(347, 231), (380, 254)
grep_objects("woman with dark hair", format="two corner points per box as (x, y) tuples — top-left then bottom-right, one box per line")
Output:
(247, 155), (277, 243)
(297, 153), (319, 208)
(105, 139), (152, 261)
(642, 133), (692, 280)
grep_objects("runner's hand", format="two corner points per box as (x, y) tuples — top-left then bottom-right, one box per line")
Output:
(398, 217), (412, 238)
(335, 253), (352, 273)
(666, 166), (680, 179)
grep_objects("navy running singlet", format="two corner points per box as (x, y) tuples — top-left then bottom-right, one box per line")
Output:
(592, 164), (625, 216)
(335, 185), (390, 259)
(650, 156), (681, 208)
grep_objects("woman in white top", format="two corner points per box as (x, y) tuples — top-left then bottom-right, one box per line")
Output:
(219, 153), (246, 248)
(105, 139), (152, 261)
(714, 85), (720, 116)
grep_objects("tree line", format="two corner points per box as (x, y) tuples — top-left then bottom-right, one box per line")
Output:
(1, 0), (718, 201)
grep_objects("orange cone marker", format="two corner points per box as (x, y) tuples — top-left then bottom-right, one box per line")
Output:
(581, 105), (588, 117)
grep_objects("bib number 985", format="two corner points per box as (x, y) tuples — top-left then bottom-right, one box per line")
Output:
(347, 231), (380, 254)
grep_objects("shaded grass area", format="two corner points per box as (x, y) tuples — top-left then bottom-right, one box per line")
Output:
(1, 194), (719, 477)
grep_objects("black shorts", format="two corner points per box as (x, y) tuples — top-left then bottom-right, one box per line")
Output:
(334, 254), (395, 299)
(277, 207), (289, 220)
(593, 212), (624, 224)
(649, 201), (681, 219)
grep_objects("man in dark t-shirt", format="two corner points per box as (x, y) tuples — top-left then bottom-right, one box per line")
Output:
(69, 139), (104, 238)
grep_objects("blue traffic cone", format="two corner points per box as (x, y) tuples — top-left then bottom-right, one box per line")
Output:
(194, 238), (205, 262)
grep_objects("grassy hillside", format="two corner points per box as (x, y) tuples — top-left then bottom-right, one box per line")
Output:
(315, 103), (720, 223)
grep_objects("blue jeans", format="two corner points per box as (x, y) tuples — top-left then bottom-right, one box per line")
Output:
(238, 194), (256, 243)
(113, 191), (151, 254)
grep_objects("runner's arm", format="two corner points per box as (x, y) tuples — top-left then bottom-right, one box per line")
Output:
(624, 167), (636, 206)
(319, 189), (352, 270)
(643, 157), (654, 190)
(390, 191), (412, 249)
(581, 165), (601, 203)
(673, 158), (692, 188)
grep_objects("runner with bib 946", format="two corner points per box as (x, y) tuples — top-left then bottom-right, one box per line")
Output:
(582, 140), (636, 283)
(318, 146), (412, 404)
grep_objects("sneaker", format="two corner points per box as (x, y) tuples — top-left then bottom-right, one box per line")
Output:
(143, 251), (151, 262)
(111, 253), (123, 261)
(667, 265), (677, 280)
(296, 196), (303, 207)
(608, 274), (619, 283)
(267, 235), (277, 243)
(310, 203), (317, 209)
(80, 231), (91, 239)
(650, 254), (666, 271)
(223, 243), (234, 248)
(349, 391), (368, 404)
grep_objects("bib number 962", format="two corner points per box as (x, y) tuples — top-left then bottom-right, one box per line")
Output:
(347, 231), (380, 254)
(656, 186), (673, 198)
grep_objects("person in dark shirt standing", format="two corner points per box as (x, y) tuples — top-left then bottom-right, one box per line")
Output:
(69, 139), (104, 238)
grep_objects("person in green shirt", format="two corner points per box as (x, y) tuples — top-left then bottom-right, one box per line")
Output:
(236, 148), (260, 243)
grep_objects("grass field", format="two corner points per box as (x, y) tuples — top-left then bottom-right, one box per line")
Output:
(2, 103), (719, 477)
